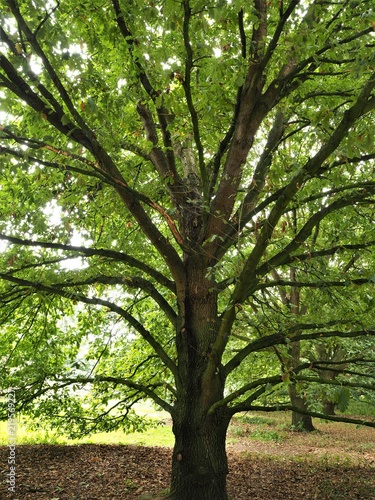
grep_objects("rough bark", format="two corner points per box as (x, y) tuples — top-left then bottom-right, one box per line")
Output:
(169, 253), (231, 499)
(169, 409), (230, 500)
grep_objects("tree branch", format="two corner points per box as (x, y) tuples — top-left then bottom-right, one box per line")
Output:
(295, 375), (375, 391)
(208, 374), (283, 415)
(257, 277), (371, 291)
(258, 188), (375, 277)
(57, 375), (175, 416)
(274, 240), (375, 269)
(296, 181), (375, 206)
(0, 233), (175, 291)
(231, 404), (375, 427)
(1, 13), (184, 276)
(250, 0), (267, 61)
(224, 330), (375, 378)
(214, 185), (375, 371)
(0, 272), (179, 382)
(111, 0), (178, 176)
(0, 143), (184, 248)
(205, 85), (242, 202)
(52, 275), (177, 325)
(6, 0), (92, 138)
(181, 0), (206, 191)
(0, 54), (90, 148)
(216, 110), (287, 260)
(260, 0), (300, 70)
(238, 9), (246, 58)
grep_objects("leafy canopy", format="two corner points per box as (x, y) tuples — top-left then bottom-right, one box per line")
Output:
(0, 0), (374, 434)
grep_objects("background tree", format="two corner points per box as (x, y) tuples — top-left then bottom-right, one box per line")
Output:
(0, 1), (375, 499)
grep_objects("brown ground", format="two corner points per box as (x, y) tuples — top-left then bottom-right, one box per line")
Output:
(1, 416), (374, 499)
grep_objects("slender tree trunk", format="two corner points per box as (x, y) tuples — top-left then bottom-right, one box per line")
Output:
(323, 399), (336, 416)
(272, 266), (315, 431)
(288, 383), (316, 431)
(287, 342), (315, 432)
(287, 267), (315, 431)
(315, 343), (346, 416)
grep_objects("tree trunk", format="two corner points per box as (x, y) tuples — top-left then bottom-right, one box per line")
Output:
(289, 383), (315, 432)
(275, 267), (315, 431)
(168, 409), (230, 499)
(168, 253), (231, 499)
(286, 342), (315, 431)
(315, 343), (347, 416)
(323, 399), (336, 416)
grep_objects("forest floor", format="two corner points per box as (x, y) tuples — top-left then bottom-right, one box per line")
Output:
(0, 413), (374, 500)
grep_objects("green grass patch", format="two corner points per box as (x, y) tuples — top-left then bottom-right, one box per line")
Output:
(235, 414), (277, 426)
(0, 419), (174, 447)
(249, 429), (284, 442)
(80, 423), (174, 447)
(228, 413), (285, 442)
(345, 401), (375, 417)
(0, 401), (173, 447)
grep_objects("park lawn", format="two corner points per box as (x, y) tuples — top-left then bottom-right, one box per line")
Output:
(0, 411), (374, 499)
(0, 401), (172, 447)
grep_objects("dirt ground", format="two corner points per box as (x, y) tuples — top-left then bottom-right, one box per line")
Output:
(1, 417), (374, 499)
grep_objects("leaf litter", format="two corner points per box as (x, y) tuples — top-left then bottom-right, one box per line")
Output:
(0, 418), (374, 499)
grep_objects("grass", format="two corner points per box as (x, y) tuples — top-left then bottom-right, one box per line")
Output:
(236, 414), (277, 426)
(0, 419), (174, 447)
(1, 408), (373, 500)
(0, 401), (174, 447)
(226, 410), (375, 468)
(0, 405), (374, 456)
(227, 412), (287, 443)
(0, 408), (286, 447)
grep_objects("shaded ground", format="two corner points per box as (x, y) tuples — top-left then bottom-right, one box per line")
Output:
(1, 416), (374, 499)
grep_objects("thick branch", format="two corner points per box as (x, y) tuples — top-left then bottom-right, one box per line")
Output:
(238, 9), (246, 58)
(258, 189), (375, 276)
(0, 25), (66, 117)
(260, 0), (300, 71)
(0, 55), (90, 147)
(0, 272), (179, 382)
(205, 85), (242, 202)
(6, 0), (92, 137)
(0, 233), (175, 291)
(250, 0), (267, 61)
(224, 329), (375, 377)
(111, 0), (177, 176)
(57, 375), (175, 416)
(208, 374), (283, 415)
(135, 102), (183, 200)
(230, 405), (375, 427)
(53, 275), (177, 325)
(216, 110), (287, 261)
(182, 0), (206, 190)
